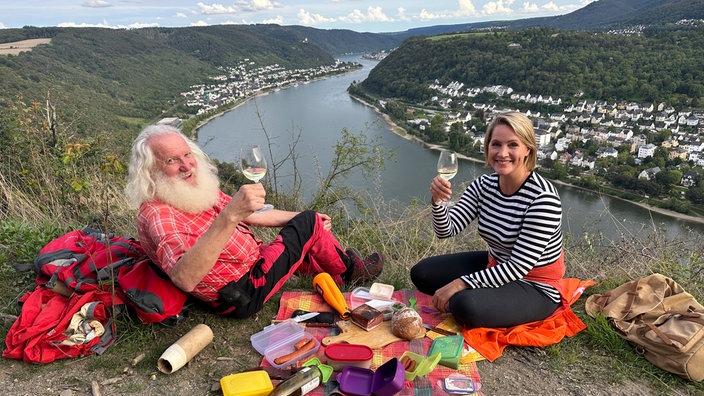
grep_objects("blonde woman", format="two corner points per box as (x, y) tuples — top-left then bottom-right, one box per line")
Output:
(411, 111), (565, 328)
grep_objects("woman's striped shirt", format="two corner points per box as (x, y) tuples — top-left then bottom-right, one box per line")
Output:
(432, 171), (564, 303)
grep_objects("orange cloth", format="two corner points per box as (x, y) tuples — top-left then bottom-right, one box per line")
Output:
(461, 278), (594, 362)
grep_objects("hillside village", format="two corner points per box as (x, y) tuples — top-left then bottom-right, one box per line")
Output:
(415, 81), (704, 190)
(177, 55), (703, 201)
(180, 59), (359, 115)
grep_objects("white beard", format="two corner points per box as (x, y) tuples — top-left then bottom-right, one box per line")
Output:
(154, 165), (220, 214)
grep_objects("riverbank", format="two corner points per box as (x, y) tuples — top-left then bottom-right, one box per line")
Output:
(193, 64), (365, 136)
(350, 93), (704, 227)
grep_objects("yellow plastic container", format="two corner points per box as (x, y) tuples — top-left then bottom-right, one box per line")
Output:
(220, 370), (274, 396)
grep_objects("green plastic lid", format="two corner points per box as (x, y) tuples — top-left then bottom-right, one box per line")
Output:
(302, 357), (333, 383)
(428, 334), (464, 369)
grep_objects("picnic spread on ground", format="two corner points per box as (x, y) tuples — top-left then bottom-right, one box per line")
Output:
(218, 276), (593, 396)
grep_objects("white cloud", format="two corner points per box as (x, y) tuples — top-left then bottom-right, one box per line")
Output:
(58, 20), (158, 29)
(523, 2), (540, 12)
(262, 16), (284, 24)
(191, 20), (211, 26)
(483, 0), (515, 16)
(297, 9), (336, 26)
(82, 0), (112, 8)
(0, 22), (6, 29)
(396, 7), (410, 21)
(59, 21), (112, 28)
(197, 2), (238, 15)
(541, 1), (559, 11)
(176, 12), (188, 19)
(419, 9), (447, 21)
(458, 0), (478, 16)
(239, 0), (278, 11)
(340, 6), (392, 24)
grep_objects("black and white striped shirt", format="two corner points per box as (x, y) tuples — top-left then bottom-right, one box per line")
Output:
(432, 171), (563, 303)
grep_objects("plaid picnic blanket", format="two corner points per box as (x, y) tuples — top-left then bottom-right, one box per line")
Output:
(266, 289), (483, 395)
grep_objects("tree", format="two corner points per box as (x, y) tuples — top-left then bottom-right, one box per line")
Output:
(655, 169), (682, 189)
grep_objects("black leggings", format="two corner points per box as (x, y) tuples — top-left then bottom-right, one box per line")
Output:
(410, 251), (559, 328)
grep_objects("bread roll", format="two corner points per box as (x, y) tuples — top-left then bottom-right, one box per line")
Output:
(391, 307), (423, 340)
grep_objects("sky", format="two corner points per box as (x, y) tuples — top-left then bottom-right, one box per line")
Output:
(0, 0), (595, 33)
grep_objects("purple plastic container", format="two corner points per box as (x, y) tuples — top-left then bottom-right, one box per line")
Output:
(336, 357), (405, 396)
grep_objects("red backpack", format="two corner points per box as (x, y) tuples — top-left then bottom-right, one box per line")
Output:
(5, 228), (190, 363)
(18, 227), (187, 325)
(3, 287), (122, 364)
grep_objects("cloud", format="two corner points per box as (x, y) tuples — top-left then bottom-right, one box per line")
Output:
(396, 7), (410, 21)
(58, 20), (158, 29)
(458, 0), (478, 16)
(340, 6), (392, 24)
(541, 1), (559, 11)
(297, 9), (336, 25)
(81, 0), (112, 8)
(262, 16), (284, 24)
(176, 12), (188, 19)
(419, 9), (447, 21)
(197, 2), (238, 15)
(483, 0), (515, 16)
(523, 2), (540, 12)
(0, 22), (6, 29)
(238, 0), (278, 11)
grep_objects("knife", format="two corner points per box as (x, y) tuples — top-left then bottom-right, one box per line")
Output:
(292, 312), (320, 322)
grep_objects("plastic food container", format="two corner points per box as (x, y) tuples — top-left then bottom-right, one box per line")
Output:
(336, 357), (405, 396)
(428, 334), (464, 369)
(250, 319), (320, 369)
(220, 370), (273, 396)
(400, 351), (442, 381)
(302, 357), (334, 383)
(324, 343), (374, 371)
(369, 282), (394, 300)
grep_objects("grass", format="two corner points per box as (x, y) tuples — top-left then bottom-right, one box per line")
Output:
(1, 99), (704, 394)
(2, 199), (704, 394)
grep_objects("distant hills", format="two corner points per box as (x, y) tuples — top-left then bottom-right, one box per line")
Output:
(0, 0), (702, 139)
(388, 0), (704, 38)
(0, 25), (397, 136)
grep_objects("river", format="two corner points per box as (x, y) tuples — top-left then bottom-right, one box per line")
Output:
(196, 55), (704, 242)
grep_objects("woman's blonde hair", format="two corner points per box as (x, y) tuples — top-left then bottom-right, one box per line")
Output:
(483, 111), (537, 171)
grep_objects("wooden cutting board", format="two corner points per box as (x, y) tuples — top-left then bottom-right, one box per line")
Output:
(322, 320), (425, 349)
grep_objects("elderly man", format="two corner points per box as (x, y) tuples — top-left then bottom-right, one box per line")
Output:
(125, 124), (382, 318)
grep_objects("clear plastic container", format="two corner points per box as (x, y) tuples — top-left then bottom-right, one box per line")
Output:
(250, 319), (320, 369)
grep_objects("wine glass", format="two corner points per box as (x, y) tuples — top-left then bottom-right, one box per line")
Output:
(239, 144), (274, 213)
(436, 150), (458, 206)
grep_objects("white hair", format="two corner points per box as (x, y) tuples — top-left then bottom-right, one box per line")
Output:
(125, 124), (218, 209)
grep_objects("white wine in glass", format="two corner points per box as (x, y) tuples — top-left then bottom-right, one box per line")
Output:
(436, 150), (458, 206)
(239, 144), (274, 213)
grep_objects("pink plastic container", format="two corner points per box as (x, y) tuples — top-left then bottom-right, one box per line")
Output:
(324, 343), (373, 371)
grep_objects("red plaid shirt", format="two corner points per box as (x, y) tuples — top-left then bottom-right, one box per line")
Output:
(137, 190), (262, 304)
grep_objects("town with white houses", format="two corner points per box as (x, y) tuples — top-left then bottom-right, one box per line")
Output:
(180, 59), (359, 116)
(179, 57), (703, 195)
(418, 81), (704, 190)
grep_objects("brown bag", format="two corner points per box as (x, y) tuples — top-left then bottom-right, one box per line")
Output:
(585, 273), (704, 381)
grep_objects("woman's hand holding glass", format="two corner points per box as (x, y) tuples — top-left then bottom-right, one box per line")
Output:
(433, 150), (458, 206)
